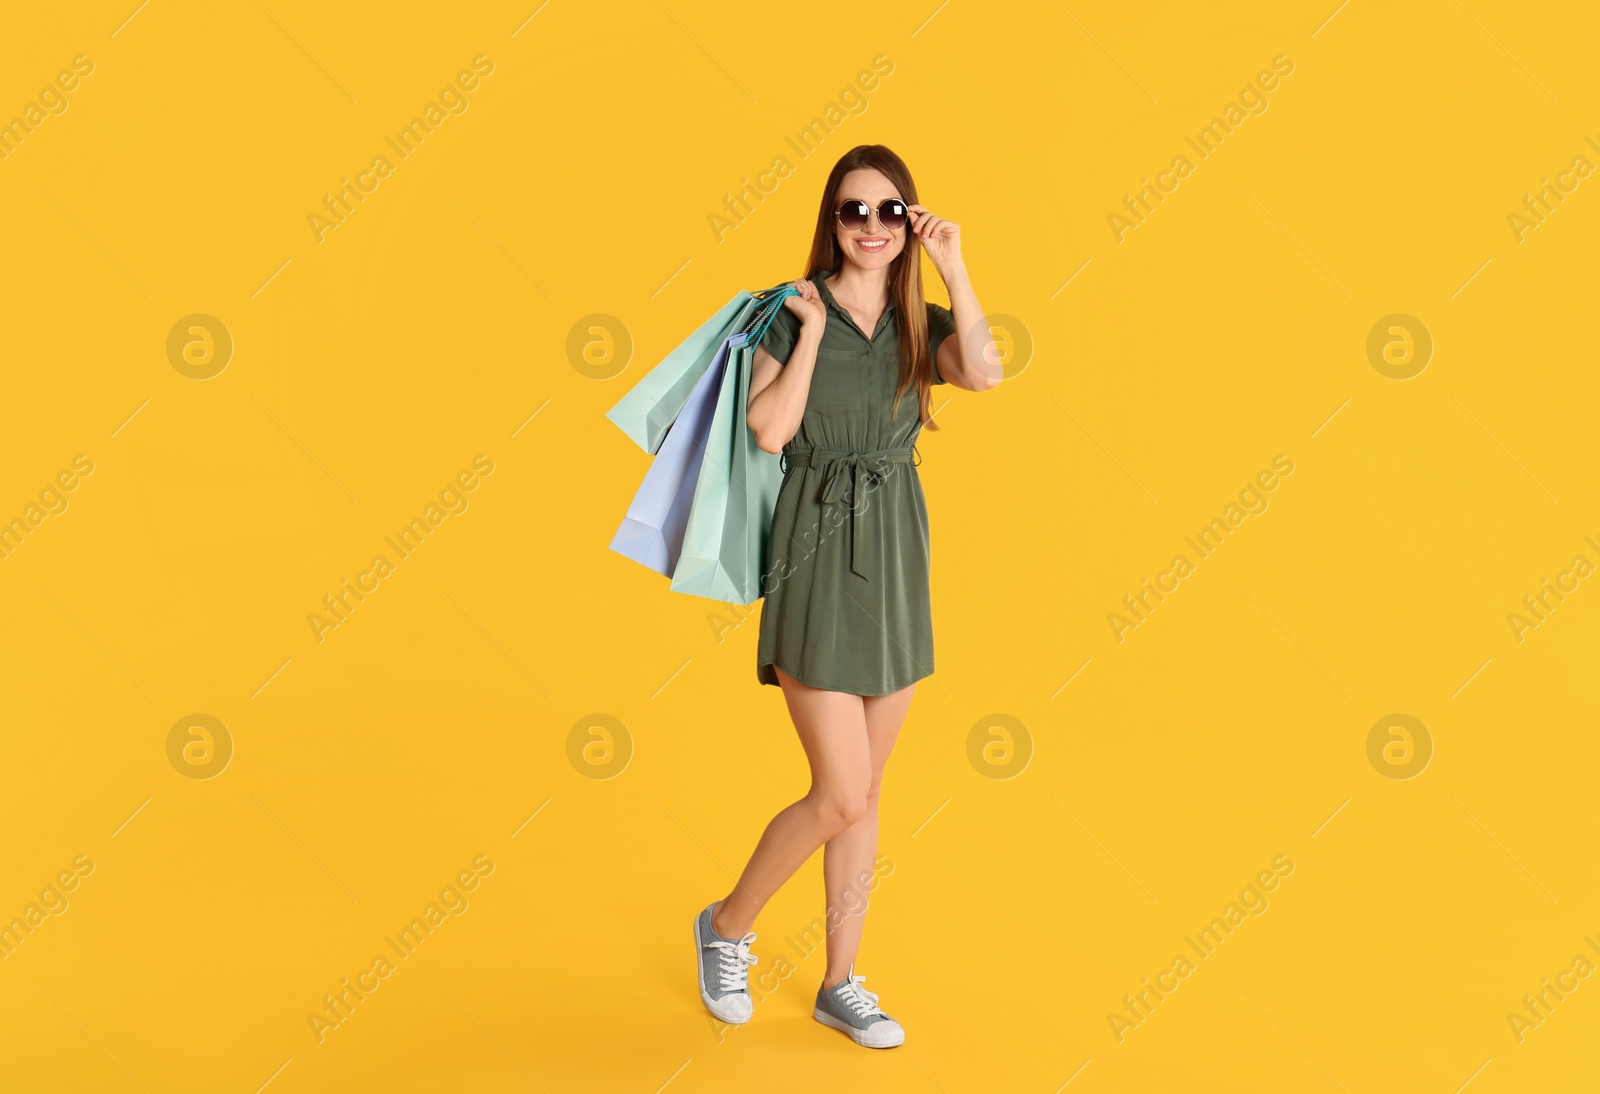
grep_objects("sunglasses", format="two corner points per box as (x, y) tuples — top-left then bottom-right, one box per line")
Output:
(836, 197), (909, 232)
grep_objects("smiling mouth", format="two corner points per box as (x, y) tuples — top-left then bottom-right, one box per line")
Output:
(854, 238), (889, 253)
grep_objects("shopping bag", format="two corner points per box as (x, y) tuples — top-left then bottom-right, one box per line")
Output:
(669, 290), (796, 604)
(607, 329), (740, 577)
(605, 292), (758, 455)
(728, 334), (785, 600)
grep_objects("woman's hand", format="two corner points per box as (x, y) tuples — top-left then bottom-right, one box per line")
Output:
(781, 279), (827, 331)
(908, 204), (961, 276)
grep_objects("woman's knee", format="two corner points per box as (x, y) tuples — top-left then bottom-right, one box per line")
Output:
(812, 786), (871, 834)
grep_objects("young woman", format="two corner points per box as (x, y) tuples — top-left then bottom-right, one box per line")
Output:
(692, 144), (1000, 1048)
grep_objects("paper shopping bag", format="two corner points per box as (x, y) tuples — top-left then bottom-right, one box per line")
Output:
(607, 329), (740, 577)
(604, 292), (758, 455)
(727, 334), (786, 601)
(669, 290), (795, 604)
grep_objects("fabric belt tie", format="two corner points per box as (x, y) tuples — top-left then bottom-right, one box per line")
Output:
(779, 444), (920, 581)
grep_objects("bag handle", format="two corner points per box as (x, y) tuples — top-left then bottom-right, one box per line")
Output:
(741, 284), (798, 345)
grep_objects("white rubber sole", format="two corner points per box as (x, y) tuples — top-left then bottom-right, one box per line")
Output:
(813, 1007), (905, 1048)
(694, 912), (752, 1024)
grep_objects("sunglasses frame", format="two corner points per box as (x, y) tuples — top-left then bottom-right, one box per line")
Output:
(835, 197), (910, 233)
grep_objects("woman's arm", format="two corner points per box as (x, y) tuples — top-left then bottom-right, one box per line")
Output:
(747, 282), (827, 453)
(910, 205), (1002, 393)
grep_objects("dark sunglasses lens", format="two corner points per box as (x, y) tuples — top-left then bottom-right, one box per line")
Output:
(879, 200), (908, 230)
(838, 200), (870, 229)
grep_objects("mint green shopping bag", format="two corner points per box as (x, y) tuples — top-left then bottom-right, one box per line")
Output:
(605, 292), (758, 455)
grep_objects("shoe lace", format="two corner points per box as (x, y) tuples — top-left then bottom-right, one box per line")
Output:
(836, 971), (886, 1019)
(706, 932), (760, 992)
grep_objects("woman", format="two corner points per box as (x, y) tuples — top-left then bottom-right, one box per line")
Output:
(692, 144), (1001, 1048)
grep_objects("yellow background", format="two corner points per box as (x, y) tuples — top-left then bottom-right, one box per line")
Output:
(2, 0), (1598, 1091)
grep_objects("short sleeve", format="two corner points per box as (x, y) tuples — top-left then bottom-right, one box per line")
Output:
(759, 305), (800, 366)
(927, 302), (956, 385)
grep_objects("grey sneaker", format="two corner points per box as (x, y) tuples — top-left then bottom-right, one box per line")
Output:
(813, 965), (905, 1048)
(694, 901), (759, 1023)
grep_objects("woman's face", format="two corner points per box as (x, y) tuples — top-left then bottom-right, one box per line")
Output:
(833, 167), (907, 273)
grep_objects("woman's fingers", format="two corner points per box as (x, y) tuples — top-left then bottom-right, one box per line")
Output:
(905, 204), (947, 239)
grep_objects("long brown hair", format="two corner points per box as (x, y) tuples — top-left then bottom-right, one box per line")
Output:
(802, 145), (939, 433)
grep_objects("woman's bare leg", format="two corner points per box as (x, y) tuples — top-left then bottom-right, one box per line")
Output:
(711, 667), (872, 939)
(820, 681), (915, 985)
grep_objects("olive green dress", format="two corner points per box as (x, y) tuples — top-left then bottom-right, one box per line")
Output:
(755, 270), (957, 696)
